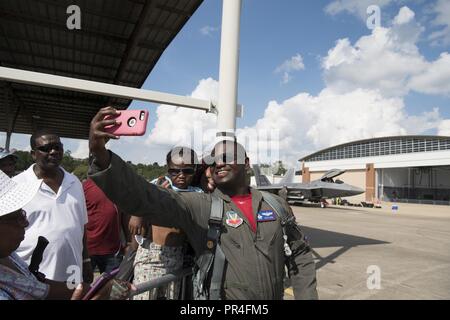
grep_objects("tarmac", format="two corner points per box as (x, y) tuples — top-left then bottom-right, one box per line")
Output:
(284, 201), (450, 300)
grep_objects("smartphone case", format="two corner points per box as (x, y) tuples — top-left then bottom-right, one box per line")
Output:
(82, 268), (120, 300)
(104, 110), (149, 136)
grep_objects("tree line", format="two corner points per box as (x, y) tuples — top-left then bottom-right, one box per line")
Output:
(14, 150), (167, 181)
(14, 150), (288, 181)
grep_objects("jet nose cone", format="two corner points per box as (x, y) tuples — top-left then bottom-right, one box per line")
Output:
(351, 186), (365, 195)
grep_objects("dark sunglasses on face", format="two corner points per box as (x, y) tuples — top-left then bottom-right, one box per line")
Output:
(168, 168), (195, 176)
(34, 143), (63, 153)
(210, 153), (246, 166)
(0, 209), (27, 225)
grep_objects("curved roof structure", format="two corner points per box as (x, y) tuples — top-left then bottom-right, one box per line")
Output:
(0, 0), (203, 139)
(300, 135), (450, 162)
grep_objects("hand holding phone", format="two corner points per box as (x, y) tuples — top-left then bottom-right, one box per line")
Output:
(82, 273), (114, 300)
(104, 110), (149, 136)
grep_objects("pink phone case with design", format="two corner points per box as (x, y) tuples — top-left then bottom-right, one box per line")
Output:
(104, 110), (149, 136)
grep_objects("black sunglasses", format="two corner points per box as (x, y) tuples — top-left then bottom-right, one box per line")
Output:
(210, 152), (246, 166)
(168, 168), (196, 176)
(34, 143), (63, 153)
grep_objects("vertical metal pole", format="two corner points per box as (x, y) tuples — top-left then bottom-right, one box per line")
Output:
(216, 0), (242, 141)
(5, 132), (11, 150)
(4, 83), (11, 150)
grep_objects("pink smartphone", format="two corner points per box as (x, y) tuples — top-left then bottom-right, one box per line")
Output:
(82, 268), (119, 300)
(104, 110), (149, 136)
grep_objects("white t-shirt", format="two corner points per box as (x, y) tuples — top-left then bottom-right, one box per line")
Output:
(13, 165), (88, 282)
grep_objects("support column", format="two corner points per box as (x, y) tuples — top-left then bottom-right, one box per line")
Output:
(366, 163), (375, 202)
(216, 0), (242, 141)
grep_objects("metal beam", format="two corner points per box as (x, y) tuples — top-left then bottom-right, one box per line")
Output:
(0, 67), (213, 112)
(0, 63), (119, 83)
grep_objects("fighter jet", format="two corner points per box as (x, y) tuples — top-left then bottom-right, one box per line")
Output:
(253, 165), (364, 206)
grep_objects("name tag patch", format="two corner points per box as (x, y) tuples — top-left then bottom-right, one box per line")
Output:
(257, 210), (276, 222)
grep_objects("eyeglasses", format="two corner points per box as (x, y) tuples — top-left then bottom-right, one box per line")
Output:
(0, 209), (27, 225)
(34, 143), (63, 153)
(168, 168), (195, 176)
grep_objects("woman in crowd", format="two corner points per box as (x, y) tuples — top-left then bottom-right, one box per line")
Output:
(0, 170), (132, 300)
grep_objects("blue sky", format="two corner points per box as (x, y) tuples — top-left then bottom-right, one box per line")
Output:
(2, 0), (450, 168)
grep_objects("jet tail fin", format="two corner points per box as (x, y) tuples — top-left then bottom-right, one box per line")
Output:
(252, 165), (272, 186)
(280, 168), (295, 184)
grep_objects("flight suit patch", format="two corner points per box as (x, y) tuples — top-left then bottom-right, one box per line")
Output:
(225, 211), (243, 228)
(257, 210), (277, 222)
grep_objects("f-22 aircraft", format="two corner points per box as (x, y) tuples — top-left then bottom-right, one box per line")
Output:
(253, 165), (364, 207)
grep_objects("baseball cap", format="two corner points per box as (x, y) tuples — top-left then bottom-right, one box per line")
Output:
(0, 148), (18, 160)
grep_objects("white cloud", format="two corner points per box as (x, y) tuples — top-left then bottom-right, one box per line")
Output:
(144, 78), (219, 157)
(200, 25), (218, 37)
(275, 54), (305, 73)
(323, 29), (427, 97)
(71, 140), (89, 159)
(238, 88), (447, 167)
(428, 0), (450, 46)
(322, 38), (358, 70)
(393, 6), (415, 25)
(409, 53), (450, 95)
(275, 54), (305, 84)
(129, 7), (449, 168)
(438, 119), (450, 136)
(325, 0), (392, 20)
(322, 7), (442, 97)
(0, 132), (30, 151)
(402, 108), (442, 134)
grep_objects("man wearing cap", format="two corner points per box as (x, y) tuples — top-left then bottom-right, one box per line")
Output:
(88, 107), (318, 300)
(0, 148), (18, 178)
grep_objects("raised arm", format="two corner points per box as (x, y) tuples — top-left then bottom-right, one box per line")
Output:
(87, 107), (206, 250)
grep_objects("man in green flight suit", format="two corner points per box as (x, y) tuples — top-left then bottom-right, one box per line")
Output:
(88, 107), (318, 300)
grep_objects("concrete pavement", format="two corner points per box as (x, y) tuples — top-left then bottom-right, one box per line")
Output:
(287, 202), (450, 299)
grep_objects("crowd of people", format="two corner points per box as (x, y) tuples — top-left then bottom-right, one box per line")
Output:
(0, 107), (318, 300)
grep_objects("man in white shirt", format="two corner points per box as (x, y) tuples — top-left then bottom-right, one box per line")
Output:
(13, 129), (93, 283)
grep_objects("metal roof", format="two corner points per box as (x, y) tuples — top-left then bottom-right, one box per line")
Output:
(0, 0), (203, 140)
(300, 135), (450, 162)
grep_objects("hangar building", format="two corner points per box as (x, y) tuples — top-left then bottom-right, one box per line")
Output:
(300, 136), (450, 205)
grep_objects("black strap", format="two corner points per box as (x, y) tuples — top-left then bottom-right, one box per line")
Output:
(206, 194), (223, 250)
(262, 191), (308, 255)
(207, 195), (225, 300)
(261, 191), (292, 225)
(195, 194), (225, 299)
(209, 243), (226, 300)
